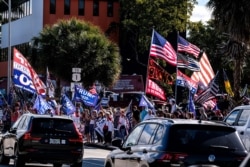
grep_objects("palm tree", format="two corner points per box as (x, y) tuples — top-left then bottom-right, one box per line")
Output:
(207, 0), (250, 103)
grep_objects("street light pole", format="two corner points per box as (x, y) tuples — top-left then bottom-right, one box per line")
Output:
(2, 0), (11, 100)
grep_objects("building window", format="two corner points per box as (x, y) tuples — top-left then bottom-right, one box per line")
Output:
(93, 0), (99, 16)
(64, 0), (70, 15)
(107, 0), (113, 17)
(1, 0), (32, 23)
(78, 0), (85, 16)
(50, 0), (56, 14)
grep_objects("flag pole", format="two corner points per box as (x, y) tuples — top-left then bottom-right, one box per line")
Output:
(144, 28), (155, 95)
(174, 32), (179, 103)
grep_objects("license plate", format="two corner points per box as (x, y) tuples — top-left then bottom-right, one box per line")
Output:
(49, 138), (60, 144)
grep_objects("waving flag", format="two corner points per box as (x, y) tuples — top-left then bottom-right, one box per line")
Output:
(61, 94), (76, 115)
(148, 58), (173, 84)
(223, 69), (234, 97)
(139, 95), (154, 109)
(33, 95), (54, 114)
(188, 92), (196, 113)
(146, 79), (166, 100)
(149, 30), (177, 66)
(13, 48), (46, 95)
(191, 52), (215, 87)
(177, 54), (200, 71)
(177, 70), (198, 94)
(178, 35), (200, 58)
(73, 85), (98, 106)
(195, 71), (219, 104)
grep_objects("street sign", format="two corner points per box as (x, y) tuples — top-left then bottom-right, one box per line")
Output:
(72, 73), (81, 82)
(72, 68), (82, 73)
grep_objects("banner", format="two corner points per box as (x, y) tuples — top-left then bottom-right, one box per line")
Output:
(73, 85), (98, 106)
(146, 79), (166, 100)
(13, 48), (46, 95)
(148, 58), (173, 84)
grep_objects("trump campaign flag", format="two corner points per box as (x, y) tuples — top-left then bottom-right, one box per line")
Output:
(146, 79), (166, 101)
(73, 85), (98, 106)
(61, 94), (76, 115)
(13, 48), (46, 95)
(149, 30), (177, 66)
(33, 95), (54, 114)
(177, 70), (198, 94)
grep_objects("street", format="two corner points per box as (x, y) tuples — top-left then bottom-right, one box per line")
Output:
(0, 146), (111, 167)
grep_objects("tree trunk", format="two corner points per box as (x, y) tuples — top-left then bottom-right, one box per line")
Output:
(233, 59), (241, 103)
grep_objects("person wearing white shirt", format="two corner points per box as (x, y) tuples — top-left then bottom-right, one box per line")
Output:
(143, 109), (155, 121)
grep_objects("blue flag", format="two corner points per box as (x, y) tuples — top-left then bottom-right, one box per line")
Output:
(73, 85), (98, 106)
(188, 92), (196, 114)
(139, 95), (154, 109)
(33, 95), (54, 115)
(61, 94), (76, 115)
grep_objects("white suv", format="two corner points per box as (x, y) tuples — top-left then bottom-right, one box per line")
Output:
(224, 105), (250, 151)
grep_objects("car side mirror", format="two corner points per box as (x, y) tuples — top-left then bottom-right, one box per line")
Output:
(112, 138), (122, 148)
(9, 127), (17, 133)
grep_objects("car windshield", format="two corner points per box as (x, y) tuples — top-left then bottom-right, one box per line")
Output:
(168, 124), (245, 152)
(31, 118), (76, 135)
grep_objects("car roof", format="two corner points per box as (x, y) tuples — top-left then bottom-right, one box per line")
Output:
(22, 113), (72, 120)
(232, 105), (250, 110)
(143, 118), (230, 127)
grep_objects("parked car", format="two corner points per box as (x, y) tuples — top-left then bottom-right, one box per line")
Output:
(105, 118), (248, 167)
(223, 105), (250, 151)
(0, 113), (84, 167)
(240, 153), (250, 167)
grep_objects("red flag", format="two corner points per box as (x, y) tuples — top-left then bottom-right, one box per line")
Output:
(13, 48), (46, 95)
(148, 58), (173, 84)
(146, 79), (166, 100)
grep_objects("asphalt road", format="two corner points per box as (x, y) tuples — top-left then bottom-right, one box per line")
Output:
(0, 146), (111, 167)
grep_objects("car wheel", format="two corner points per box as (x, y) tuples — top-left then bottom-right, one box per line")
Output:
(71, 161), (83, 167)
(53, 163), (63, 167)
(13, 148), (25, 167)
(0, 143), (10, 165)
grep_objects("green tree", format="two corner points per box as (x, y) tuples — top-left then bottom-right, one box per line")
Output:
(119, 0), (197, 97)
(32, 18), (121, 92)
(119, 0), (197, 65)
(207, 0), (250, 102)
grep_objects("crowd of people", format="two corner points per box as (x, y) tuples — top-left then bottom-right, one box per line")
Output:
(0, 96), (234, 146)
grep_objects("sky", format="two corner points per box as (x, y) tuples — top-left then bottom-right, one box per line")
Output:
(190, 0), (212, 23)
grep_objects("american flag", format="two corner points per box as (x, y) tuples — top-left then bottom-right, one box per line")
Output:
(178, 35), (200, 58)
(195, 71), (220, 104)
(177, 53), (200, 71)
(150, 30), (177, 66)
(191, 52), (215, 87)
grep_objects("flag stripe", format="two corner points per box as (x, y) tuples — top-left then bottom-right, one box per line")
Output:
(191, 52), (214, 87)
(149, 30), (177, 66)
(177, 35), (200, 58)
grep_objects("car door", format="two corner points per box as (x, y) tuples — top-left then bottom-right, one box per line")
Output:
(224, 108), (250, 150)
(114, 123), (145, 167)
(126, 123), (159, 167)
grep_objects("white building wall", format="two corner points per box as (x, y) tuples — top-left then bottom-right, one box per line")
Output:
(1, 0), (43, 48)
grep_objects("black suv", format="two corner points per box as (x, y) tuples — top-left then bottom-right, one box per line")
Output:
(105, 118), (248, 167)
(0, 113), (84, 167)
